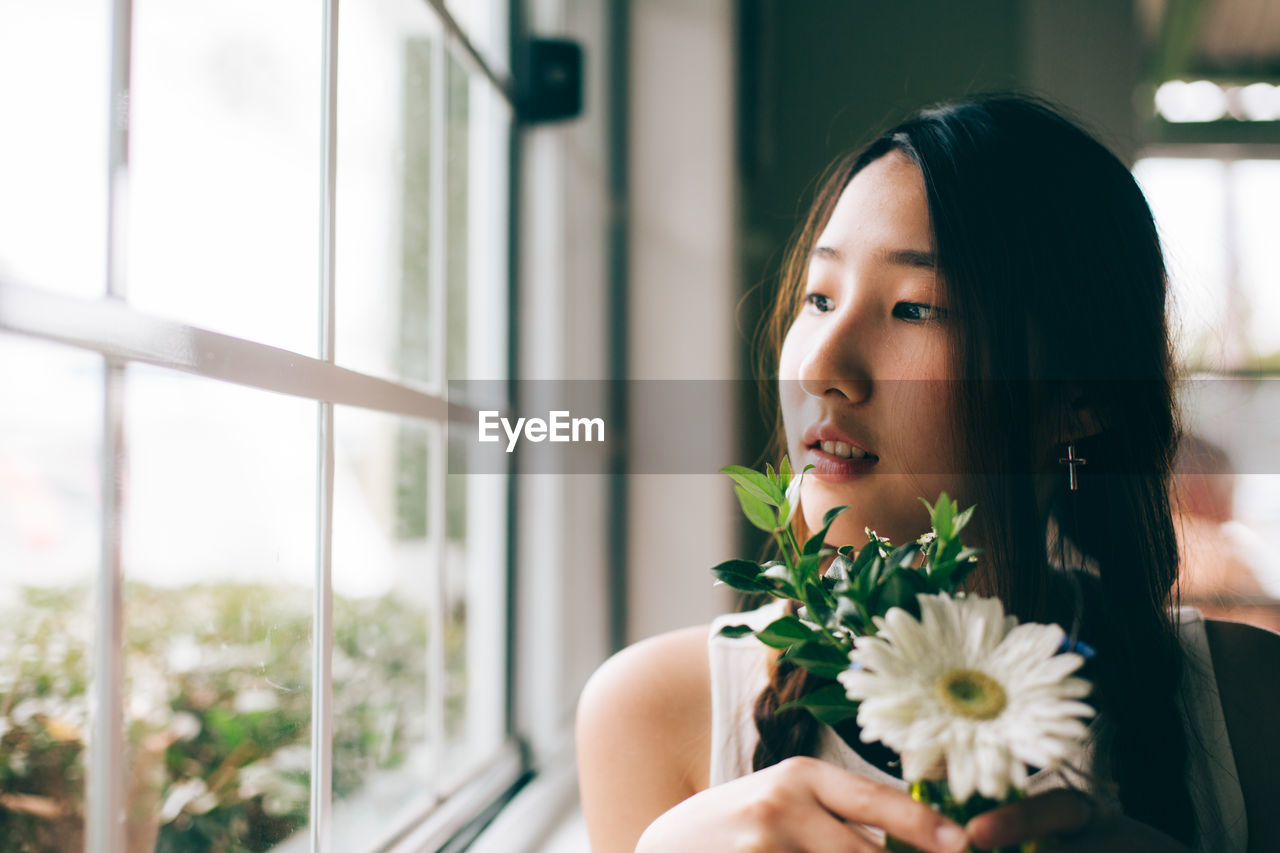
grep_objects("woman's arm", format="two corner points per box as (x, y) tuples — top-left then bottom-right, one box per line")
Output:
(1206, 618), (1280, 853)
(576, 625), (713, 853)
(576, 626), (969, 853)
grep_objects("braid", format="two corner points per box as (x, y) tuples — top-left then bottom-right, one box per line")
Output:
(751, 657), (825, 771)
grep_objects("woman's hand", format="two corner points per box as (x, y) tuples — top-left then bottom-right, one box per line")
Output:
(964, 790), (1193, 852)
(637, 756), (968, 853)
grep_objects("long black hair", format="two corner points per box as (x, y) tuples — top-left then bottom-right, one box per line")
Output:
(751, 94), (1192, 844)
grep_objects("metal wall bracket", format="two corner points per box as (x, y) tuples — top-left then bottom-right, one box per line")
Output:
(521, 38), (584, 124)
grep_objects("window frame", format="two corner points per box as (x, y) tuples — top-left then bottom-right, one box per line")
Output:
(0, 0), (532, 850)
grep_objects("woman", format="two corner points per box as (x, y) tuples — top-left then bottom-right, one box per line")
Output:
(577, 95), (1280, 852)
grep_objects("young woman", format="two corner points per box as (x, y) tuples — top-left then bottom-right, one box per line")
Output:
(577, 95), (1280, 852)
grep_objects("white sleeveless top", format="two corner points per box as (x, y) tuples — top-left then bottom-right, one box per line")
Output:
(708, 601), (1248, 852)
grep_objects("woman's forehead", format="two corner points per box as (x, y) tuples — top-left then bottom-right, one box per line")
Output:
(818, 152), (934, 255)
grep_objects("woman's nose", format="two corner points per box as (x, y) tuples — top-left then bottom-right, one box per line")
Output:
(796, 305), (873, 403)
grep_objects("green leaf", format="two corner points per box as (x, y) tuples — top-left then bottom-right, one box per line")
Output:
(755, 615), (820, 649)
(875, 570), (928, 618)
(949, 556), (979, 588)
(796, 551), (825, 584)
(931, 493), (954, 540)
(866, 555), (886, 590)
(928, 547), (981, 586)
(836, 596), (870, 633)
(735, 485), (779, 533)
(801, 505), (849, 557)
(886, 542), (922, 570)
(777, 683), (860, 726)
(716, 624), (754, 639)
(710, 559), (773, 592)
(721, 465), (781, 506)
(802, 580), (834, 622)
(953, 504), (976, 535)
(781, 640), (852, 680)
(779, 455), (793, 487)
(825, 552), (851, 583)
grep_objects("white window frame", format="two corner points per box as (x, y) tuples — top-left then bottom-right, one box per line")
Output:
(0, 0), (533, 850)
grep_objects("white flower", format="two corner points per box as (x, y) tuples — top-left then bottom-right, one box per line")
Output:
(838, 593), (1094, 802)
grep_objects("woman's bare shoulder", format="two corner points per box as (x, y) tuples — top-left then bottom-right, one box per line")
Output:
(577, 624), (713, 786)
(1204, 618), (1280, 849)
(576, 625), (713, 852)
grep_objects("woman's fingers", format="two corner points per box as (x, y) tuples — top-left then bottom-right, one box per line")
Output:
(964, 789), (1095, 849)
(771, 758), (968, 853)
(786, 812), (886, 853)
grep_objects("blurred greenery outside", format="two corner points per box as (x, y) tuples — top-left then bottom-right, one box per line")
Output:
(0, 583), (465, 853)
(1, 18), (486, 853)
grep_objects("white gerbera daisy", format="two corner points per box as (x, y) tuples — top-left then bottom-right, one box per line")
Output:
(837, 593), (1094, 802)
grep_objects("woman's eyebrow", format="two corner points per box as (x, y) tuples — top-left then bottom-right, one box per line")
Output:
(880, 248), (937, 269)
(809, 245), (937, 269)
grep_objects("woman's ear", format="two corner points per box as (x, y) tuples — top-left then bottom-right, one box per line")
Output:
(1062, 393), (1106, 444)
(1040, 387), (1106, 455)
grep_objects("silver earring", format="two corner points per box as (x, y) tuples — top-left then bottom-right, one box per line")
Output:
(1058, 443), (1087, 492)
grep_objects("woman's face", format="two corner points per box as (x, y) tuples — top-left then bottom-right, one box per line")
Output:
(779, 151), (963, 548)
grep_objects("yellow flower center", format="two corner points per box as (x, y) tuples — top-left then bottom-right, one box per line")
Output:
(935, 668), (1007, 720)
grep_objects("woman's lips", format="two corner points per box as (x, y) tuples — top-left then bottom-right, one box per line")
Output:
(805, 444), (879, 480)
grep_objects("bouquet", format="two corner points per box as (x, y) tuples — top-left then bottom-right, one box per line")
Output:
(712, 459), (1095, 853)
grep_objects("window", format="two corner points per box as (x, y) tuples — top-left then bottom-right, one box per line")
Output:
(1135, 140), (1280, 632)
(0, 1), (523, 850)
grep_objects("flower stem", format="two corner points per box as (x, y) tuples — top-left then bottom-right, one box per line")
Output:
(784, 527), (802, 567)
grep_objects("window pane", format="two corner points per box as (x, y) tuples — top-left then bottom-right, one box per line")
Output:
(122, 366), (316, 850)
(454, 62), (511, 386)
(1230, 160), (1280, 364)
(0, 3), (109, 297)
(0, 336), (101, 851)
(446, 0), (509, 76)
(335, 3), (443, 386)
(1133, 158), (1231, 371)
(126, 0), (321, 354)
(443, 432), (507, 790)
(329, 407), (434, 846)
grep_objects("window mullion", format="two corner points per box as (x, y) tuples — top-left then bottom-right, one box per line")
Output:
(89, 362), (126, 853)
(428, 32), (449, 801)
(312, 0), (340, 851)
(89, 0), (132, 848)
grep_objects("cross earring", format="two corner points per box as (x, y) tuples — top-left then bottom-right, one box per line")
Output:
(1059, 443), (1087, 492)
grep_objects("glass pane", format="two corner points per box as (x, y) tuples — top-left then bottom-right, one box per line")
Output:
(1230, 160), (1280, 364)
(0, 3), (109, 297)
(122, 366), (316, 850)
(443, 431), (507, 790)
(335, 3), (443, 386)
(446, 52), (470, 383)
(453, 60), (511, 390)
(446, 0), (509, 77)
(1132, 158), (1230, 371)
(127, 0), (321, 354)
(0, 336), (101, 850)
(330, 408), (433, 846)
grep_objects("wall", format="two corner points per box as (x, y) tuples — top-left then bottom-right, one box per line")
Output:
(625, 0), (739, 643)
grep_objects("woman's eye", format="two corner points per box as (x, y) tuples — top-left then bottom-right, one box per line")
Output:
(805, 293), (835, 313)
(893, 302), (948, 322)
